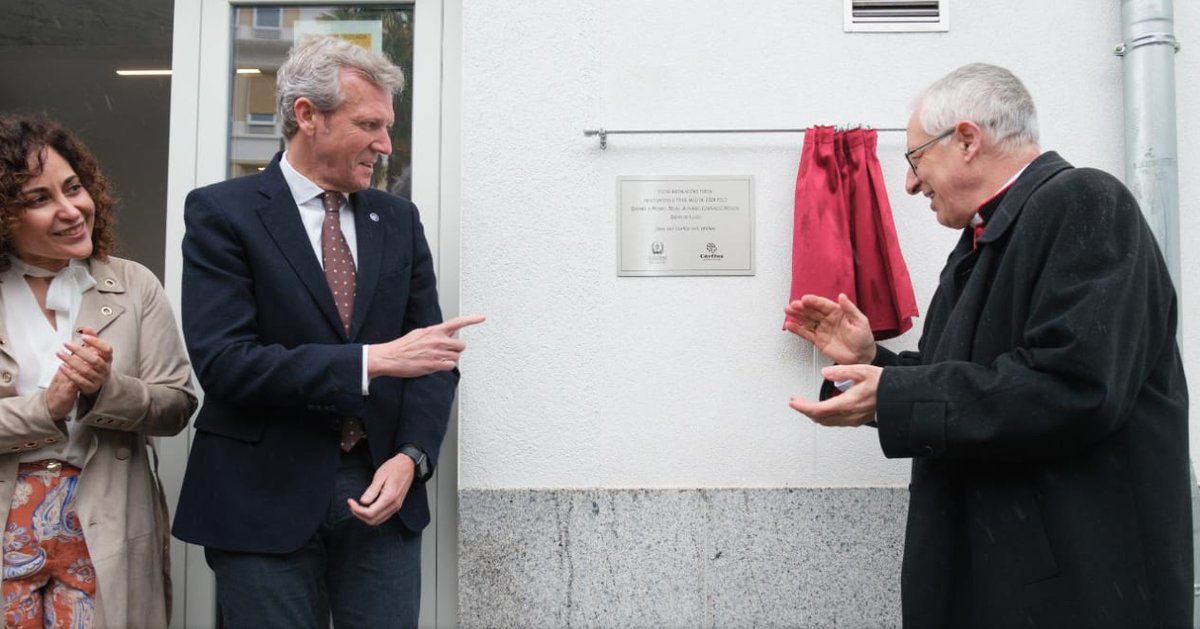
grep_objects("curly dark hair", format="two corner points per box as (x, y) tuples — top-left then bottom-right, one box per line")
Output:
(0, 113), (116, 272)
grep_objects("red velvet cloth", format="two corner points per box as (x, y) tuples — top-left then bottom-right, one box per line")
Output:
(785, 126), (918, 340)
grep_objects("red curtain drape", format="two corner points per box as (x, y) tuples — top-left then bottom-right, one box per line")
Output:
(785, 126), (918, 340)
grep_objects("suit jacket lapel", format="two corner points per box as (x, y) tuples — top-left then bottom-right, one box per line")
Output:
(349, 191), (382, 340)
(255, 158), (347, 337)
(77, 258), (127, 336)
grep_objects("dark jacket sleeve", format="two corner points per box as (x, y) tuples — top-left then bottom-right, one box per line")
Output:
(875, 169), (1179, 462)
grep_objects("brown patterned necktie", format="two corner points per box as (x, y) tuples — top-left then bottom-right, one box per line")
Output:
(320, 191), (356, 334)
(320, 191), (364, 452)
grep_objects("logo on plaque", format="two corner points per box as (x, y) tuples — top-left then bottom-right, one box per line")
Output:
(700, 242), (724, 260)
(651, 241), (665, 255)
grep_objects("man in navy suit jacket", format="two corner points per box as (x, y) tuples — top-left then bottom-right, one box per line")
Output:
(173, 36), (483, 628)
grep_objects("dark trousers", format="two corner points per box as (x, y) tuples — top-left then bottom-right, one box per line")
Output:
(205, 446), (422, 629)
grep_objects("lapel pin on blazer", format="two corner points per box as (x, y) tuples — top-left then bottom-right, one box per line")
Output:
(369, 212), (380, 222)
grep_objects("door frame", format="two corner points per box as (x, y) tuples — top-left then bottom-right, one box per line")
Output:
(162, 1), (462, 625)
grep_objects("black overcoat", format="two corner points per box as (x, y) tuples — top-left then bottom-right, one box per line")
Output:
(873, 152), (1191, 627)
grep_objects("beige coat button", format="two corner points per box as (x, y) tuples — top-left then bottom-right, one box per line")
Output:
(103, 278), (116, 288)
(101, 306), (114, 316)
(1, 372), (11, 384)
(115, 446), (132, 460)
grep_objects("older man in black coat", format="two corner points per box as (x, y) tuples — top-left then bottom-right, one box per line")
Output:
(787, 63), (1191, 628)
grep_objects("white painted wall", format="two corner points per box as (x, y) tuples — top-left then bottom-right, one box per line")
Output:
(458, 1), (1200, 489)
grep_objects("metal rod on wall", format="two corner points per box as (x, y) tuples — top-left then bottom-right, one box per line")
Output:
(582, 127), (907, 149)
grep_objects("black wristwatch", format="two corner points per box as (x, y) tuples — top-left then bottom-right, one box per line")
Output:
(398, 444), (431, 481)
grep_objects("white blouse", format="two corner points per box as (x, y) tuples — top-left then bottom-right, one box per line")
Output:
(1, 257), (96, 467)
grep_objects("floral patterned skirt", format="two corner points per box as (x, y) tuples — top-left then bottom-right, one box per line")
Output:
(3, 461), (95, 628)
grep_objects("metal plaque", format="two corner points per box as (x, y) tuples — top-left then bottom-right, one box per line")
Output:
(617, 176), (755, 276)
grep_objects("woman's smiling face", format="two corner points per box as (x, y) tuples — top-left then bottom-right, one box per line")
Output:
(11, 146), (95, 271)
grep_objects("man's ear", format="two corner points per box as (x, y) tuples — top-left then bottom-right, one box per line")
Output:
(294, 97), (319, 135)
(956, 120), (984, 162)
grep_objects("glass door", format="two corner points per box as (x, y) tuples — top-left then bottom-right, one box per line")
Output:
(164, 0), (457, 626)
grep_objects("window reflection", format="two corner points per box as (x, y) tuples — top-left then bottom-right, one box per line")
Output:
(229, 5), (414, 198)
(253, 8), (283, 30)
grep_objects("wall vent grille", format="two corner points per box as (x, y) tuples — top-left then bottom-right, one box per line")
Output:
(844, 0), (949, 33)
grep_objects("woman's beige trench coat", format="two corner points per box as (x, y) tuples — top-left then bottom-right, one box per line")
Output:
(0, 256), (197, 628)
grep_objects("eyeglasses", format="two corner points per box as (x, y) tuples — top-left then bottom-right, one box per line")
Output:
(904, 129), (955, 174)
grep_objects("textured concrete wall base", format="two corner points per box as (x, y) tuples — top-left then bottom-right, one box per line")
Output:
(460, 488), (907, 628)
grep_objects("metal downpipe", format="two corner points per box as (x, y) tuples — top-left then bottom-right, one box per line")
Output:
(1118, 0), (1181, 289)
(1117, 0), (1191, 624)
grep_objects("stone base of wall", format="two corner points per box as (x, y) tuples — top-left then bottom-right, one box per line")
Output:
(459, 488), (907, 628)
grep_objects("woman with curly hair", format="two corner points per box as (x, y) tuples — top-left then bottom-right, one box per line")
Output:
(0, 113), (196, 628)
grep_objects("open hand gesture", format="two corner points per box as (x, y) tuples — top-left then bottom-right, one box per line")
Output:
(784, 293), (876, 365)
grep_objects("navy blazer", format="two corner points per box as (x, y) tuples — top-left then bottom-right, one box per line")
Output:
(172, 155), (457, 553)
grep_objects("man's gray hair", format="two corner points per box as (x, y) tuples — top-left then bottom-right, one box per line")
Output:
(915, 63), (1039, 155)
(276, 35), (406, 139)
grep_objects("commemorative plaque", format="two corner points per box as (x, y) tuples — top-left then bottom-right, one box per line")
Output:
(617, 176), (755, 276)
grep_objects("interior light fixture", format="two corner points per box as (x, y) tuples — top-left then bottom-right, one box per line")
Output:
(115, 69), (172, 76)
(115, 68), (261, 77)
